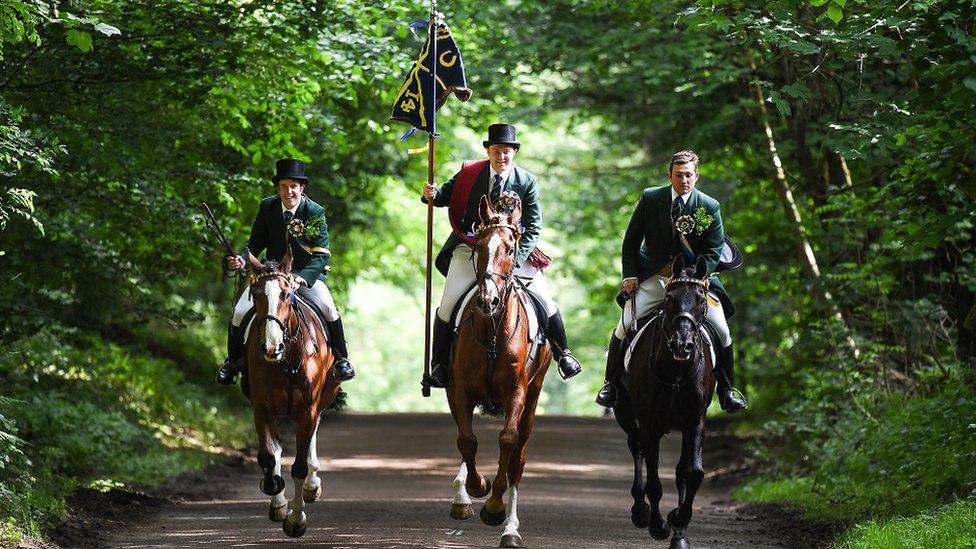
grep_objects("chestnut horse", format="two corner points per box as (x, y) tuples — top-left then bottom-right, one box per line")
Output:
(447, 195), (552, 549)
(244, 249), (343, 539)
(612, 256), (715, 549)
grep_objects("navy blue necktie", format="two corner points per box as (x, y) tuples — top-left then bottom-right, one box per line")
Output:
(671, 196), (683, 221)
(283, 210), (294, 223)
(490, 174), (503, 203)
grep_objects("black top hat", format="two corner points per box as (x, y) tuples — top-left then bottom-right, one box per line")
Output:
(715, 235), (744, 272)
(272, 158), (309, 184)
(483, 124), (520, 150)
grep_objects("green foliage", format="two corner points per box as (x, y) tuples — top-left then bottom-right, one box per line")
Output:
(837, 499), (976, 549)
(0, 328), (250, 542)
(739, 385), (976, 521)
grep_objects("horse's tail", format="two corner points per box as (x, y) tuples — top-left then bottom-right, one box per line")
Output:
(478, 400), (504, 417)
(328, 389), (347, 411)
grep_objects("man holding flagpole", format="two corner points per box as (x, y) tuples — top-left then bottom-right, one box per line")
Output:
(421, 124), (583, 387)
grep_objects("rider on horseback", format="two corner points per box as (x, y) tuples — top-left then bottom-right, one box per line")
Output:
(595, 150), (747, 413)
(215, 158), (355, 385)
(421, 123), (583, 387)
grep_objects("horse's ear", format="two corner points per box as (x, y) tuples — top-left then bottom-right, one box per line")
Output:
(247, 250), (263, 272)
(695, 256), (708, 279)
(479, 195), (493, 223)
(671, 254), (686, 276)
(281, 245), (294, 274)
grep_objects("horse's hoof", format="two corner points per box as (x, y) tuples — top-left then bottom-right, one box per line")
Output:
(669, 536), (690, 549)
(649, 517), (670, 540)
(480, 503), (506, 527)
(631, 503), (650, 528)
(268, 502), (287, 523)
(283, 517), (307, 538)
(500, 533), (525, 548)
(451, 503), (474, 520)
(303, 484), (322, 503)
(466, 475), (492, 498)
(260, 474), (285, 496)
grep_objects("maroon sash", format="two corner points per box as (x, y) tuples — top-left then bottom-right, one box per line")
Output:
(448, 159), (489, 245)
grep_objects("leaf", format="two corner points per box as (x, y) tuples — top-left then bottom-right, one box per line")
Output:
(826, 5), (843, 24)
(94, 23), (121, 37)
(65, 29), (93, 52)
(767, 90), (792, 116)
(782, 81), (813, 101)
(810, 0), (828, 5)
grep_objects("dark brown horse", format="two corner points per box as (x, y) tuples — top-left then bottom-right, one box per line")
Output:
(612, 255), (716, 549)
(447, 195), (552, 548)
(244, 248), (343, 538)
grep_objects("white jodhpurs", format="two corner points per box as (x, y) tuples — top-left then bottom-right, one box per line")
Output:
(437, 244), (558, 322)
(614, 275), (731, 347)
(232, 279), (340, 327)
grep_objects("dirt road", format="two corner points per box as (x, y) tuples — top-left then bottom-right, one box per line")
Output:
(101, 413), (792, 549)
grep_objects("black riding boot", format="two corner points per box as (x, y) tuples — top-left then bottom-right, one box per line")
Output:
(595, 335), (624, 407)
(716, 344), (747, 413)
(547, 312), (582, 380)
(216, 321), (245, 385)
(429, 314), (454, 388)
(326, 318), (355, 382)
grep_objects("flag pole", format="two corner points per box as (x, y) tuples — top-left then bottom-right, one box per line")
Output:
(421, 0), (439, 397)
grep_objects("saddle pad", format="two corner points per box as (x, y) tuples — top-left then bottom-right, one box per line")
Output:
(623, 318), (716, 373)
(452, 286), (542, 365)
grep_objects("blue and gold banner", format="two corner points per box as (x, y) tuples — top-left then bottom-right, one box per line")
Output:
(391, 18), (470, 134)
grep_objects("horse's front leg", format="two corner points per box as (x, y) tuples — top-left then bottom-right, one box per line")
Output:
(668, 420), (706, 549)
(448, 387), (490, 504)
(613, 393), (650, 528)
(255, 409), (287, 523)
(482, 385), (525, 528)
(282, 408), (319, 538)
(640, 431), (670, 540)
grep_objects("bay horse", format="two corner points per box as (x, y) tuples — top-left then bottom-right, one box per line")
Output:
(612, 255), (716, 549)
(447, 195), (552, 548)
(244, 248), (344, 538)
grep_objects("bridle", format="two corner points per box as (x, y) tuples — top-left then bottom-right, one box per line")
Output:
(664, 275), (709, 333)
(249, 271), (318, 374)
(471, 219), (522, 307)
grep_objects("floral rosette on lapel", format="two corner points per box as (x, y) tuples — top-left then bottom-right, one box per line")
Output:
(675, 207), (714, 237)
(287, 214), (326, 241)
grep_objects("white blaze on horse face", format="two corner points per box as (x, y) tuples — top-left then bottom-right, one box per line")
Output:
(482, 233), (503, 304)
(263, 278), (285, 353)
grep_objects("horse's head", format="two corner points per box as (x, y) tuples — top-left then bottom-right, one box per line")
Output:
(246, 248), (299, 363)
(473, 193), (522, 316)
(663, 255), (709, 362)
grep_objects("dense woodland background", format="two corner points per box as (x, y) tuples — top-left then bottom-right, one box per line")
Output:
(1, 1), (974, 547)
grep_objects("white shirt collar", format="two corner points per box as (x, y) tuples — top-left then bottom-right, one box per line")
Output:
(490, 165), (512, 185)
(670, 187), (693, 203)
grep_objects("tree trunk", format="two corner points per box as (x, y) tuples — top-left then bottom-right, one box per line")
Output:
(750, 80), (861, 358)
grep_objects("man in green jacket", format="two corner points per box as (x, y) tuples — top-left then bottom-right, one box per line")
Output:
(216, 158), (355, 385)
(421, 124), (582, 387)
(595, 150), (746, 413)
